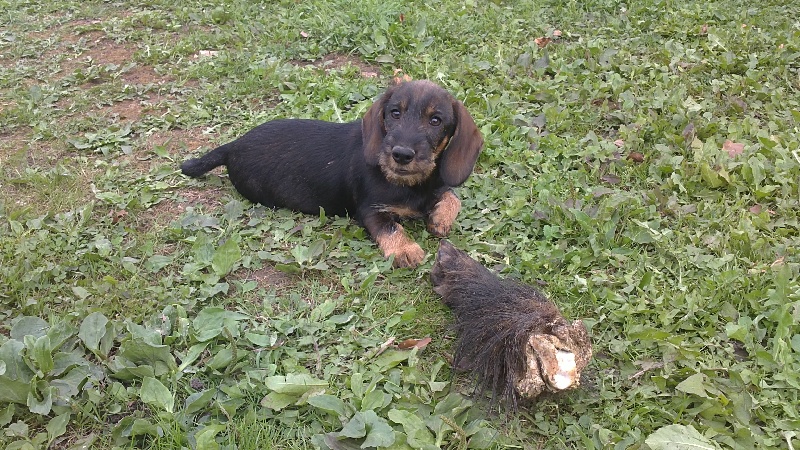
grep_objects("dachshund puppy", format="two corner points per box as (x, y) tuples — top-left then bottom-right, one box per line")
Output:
(181, 80), (483, 267)
(431, 240), (592, 407)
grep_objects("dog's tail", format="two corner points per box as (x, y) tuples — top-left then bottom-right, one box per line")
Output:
(180, 143), (231, 178)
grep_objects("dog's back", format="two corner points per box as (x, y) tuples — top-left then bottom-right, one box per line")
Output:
(181, 119), (364, 216)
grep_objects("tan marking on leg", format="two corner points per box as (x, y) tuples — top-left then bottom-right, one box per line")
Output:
(427, 190), (461, 237)
(375, 223), (425, 268)
(372, 204), (424, 220)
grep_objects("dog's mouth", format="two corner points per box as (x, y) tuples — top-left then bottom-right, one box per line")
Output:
(378, 151), (436, 186)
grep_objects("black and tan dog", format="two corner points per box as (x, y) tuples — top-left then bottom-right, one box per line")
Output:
(431, 240), (592, 406)
(181, 80), (483, 267)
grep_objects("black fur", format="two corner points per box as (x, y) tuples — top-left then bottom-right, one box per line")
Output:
(431, 240), (591, 406)
(181, 81), (483, 267)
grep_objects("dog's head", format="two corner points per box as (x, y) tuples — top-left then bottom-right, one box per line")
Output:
(362, 80), (483, 187)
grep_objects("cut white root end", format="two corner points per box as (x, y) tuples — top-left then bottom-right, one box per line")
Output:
(551, 350), (578, 390)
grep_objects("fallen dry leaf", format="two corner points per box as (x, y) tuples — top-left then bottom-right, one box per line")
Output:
(374, 337), (395, 357)
(109, 210), (128, 224)
(534, 37), (551, 48)
(700, 24), (708, 35)
(300, 31), (309, 38)
(397, 337), (431, 350)
(682, 122), (696, 142)
(627, 152), (644, 163)
(553, 29), (562, 37)
(629, 360), (665, 380)
(722, 140), (745, 158)
(613, 139), (625, 148)
(600, 173), (621, 184)
(749, 204), (762, 214)
(399, 13), (404, 23)
(194, 50), (219, 58)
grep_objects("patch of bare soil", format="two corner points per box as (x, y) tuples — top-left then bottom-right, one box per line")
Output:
(298, 53), (382, 78)
(231, 265), (297, 295)
(127, 127), (224, 230)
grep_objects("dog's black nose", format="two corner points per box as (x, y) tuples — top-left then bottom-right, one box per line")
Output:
(391, 146), (415, 165)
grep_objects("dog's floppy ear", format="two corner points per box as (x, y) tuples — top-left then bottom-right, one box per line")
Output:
(362, 86), (396, 165)
(440, 99), (483, 186)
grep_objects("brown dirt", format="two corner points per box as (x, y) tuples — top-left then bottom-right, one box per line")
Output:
(231, 265), (297, 294)
(298, 53), (382, 78)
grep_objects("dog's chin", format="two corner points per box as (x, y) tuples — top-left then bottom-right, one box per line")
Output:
(381, 164), (435, 187)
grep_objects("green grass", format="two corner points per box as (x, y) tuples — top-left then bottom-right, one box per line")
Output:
(1, 0), (799, 448)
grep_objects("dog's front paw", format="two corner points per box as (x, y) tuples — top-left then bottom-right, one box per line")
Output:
(427, 220), (452, 238)
(427, 190), (461, 237)
(389, 242), (425, 268)
(375, 223), (425, 268)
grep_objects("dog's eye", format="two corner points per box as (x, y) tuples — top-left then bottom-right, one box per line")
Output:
(429, 116), (442, 126)
(390, 109), (401, 119)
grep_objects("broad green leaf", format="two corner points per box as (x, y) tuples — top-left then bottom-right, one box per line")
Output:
(245, 331), (278, 347)
(31, 335), (54, 374)
(360, 389), (390, 412)
(194, 424), (225, 450)
(291, 244), (310, 264)
(340, 411), (366, 439)
(139, 376), (174, 413)
(700, 162), (725, 188)
(10, 316), (49, 341)
(178, 343), (208, 372)
(644, 424), (721, 450)
(265, 373), (327, 395)
(46, 322), (79, 351)
(0, 403), (14, 426)
(207, 346), (236, 370)
(46, 412), (70, 446)
(361, 410), (395, 448)
(184, 389), (215, 415)
(7, 440), (36, 450)
(211, 237), (241, 277)
(27, 381), (55, 415)
(192, 307), (249, 342)
(118, 335), (176, 376)
(126, 321), (162, 346)
(791, 335), (800, 354)
(144, 255), (173, 273)
(318, 433), (364, 450)
(223, 199), (244, 221)
(388, 409), (437, 449)
(260, 391), (297, 411)
(50, 365), (93, 399)
(308, 394), (350, 417)
(64, 433), (97, 449)
(371, 349), (412, 372)
(130, 418), (160, 437)
(466, 427), (495, 449)
(310, 300), (336, 322)
(71, 286), (91, 300)
(675, 373), (710, 399)
(380, 431), (416, 450)
(79, 312), (109, 354)
(0, 376), (29, 404)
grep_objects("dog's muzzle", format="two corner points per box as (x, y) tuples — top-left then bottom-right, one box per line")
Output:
(391, 146), (415, 165)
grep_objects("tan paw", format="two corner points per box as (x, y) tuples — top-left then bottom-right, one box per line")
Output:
(427, 190), (461, 237)
(375, 223), (425, 268)
(389, 242), (425, 268)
